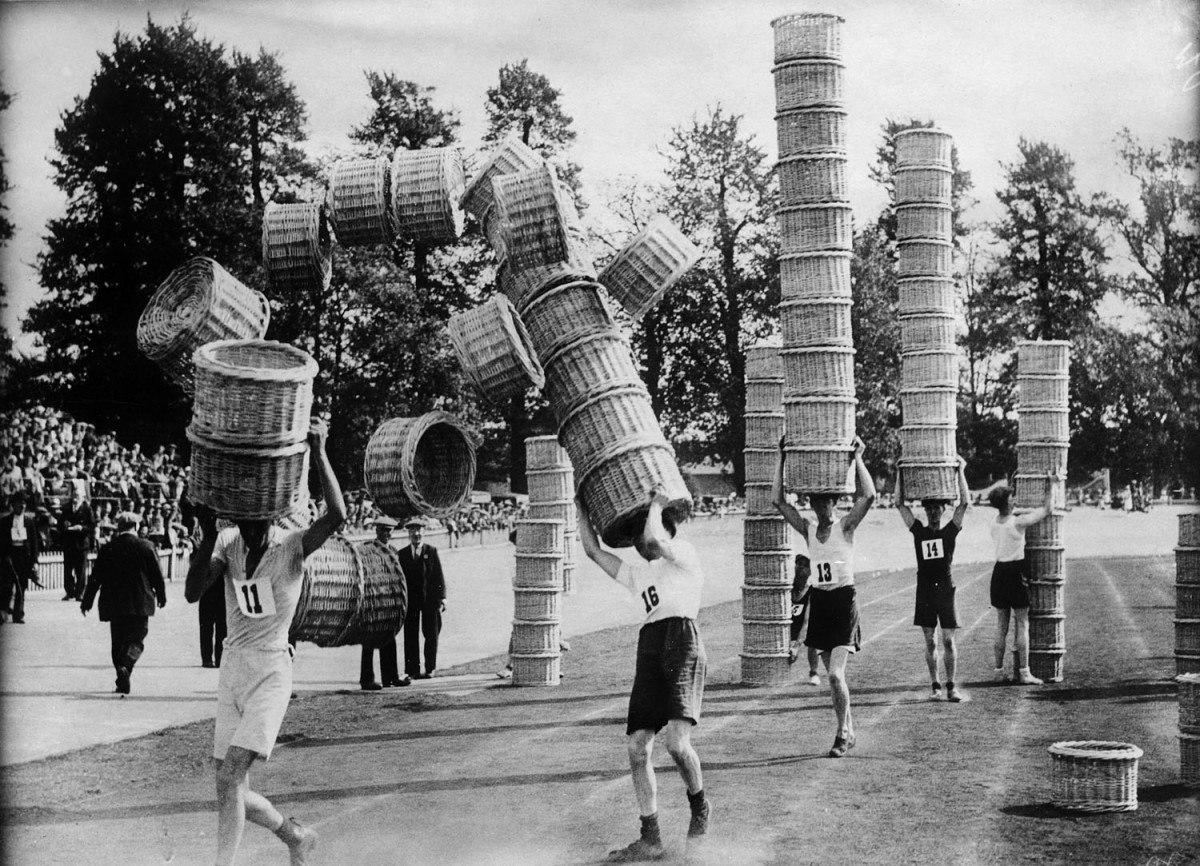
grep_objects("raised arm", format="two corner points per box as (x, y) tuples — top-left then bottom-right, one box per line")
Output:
(1014, 476), (1055, 528)
(640, 487), (676, 562)
(185, 505), (224, 604)
(771, 436), (809, 538)
(894, 462), (915, 529)
(842, 437), (877, 534)
(951, 455), (970, 527)
(576, 500), (625, 581)
(302, 416), (348, 557)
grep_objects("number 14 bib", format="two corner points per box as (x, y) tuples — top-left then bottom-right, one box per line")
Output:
(234, 575), (276, 618)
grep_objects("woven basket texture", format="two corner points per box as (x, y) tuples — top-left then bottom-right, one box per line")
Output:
(1019, 375), (1070, 408)
(746, 380), (785, 414)
(499, 246), (599, 315)
(743, 448), (779, 485)
(742, 586), (792, 620)
(771, 12), (843, 62)
(1029, 649), (1065, 683)
(1178, 619), (1200, 654)
(187, 431), (310, 520)
(138, 258), (270, 394)
(1179, 514), (1200, 547)
(392, 146), (465, 243)
(744, 517), (791, 552)
(773, 60), (845, 111)
(528, 500), (575, 526)
(901, 388), (957, 426)
(897, 240), (953, 277)
(781, 347), (856, 397)
(577, 442), (691, 548)
(899, 462), (958, 501)
(784, 447), (853, 494)
(1018, 408), (1070, 443)
(541, 330), (642, 416)
(289, 535), (361, 647)
(777, 205), (853, 254)
(1180, 654), (1200, 676)
(493, 163), (577, 272)
(895, 204), (953, 242)
(558, 386), (662, 471)
(190, 340), (318, 447)
(525, 435), (571, 471)
(895, 166), (953, 204)
(1181, 732), (1200, 786)
(777, 155), (848, 204)
(745, 344), (785, 381)
(363, 412), (477, 519)
(899, 425), (957, 462)
(781, 298), (854, 348)
(1177, 673), (1200, 731)
(744, 551), (793, 586)
(744, 413), (786, 449)
(894, 128), (954, 169)
(1178, 548), (1200, 585)
(1048, 741), (1142, 812)
(1027, 514), (1065, 547)
(901, 349), (960, 390)
(262, 202), (332, 294)
(783, 396), (857, 448)
(775, 108), (847, 157)
(1029, 580), (1066, 616)
(459, 136), (545, 221)
(898, 278), (956, 315)
(562, 563), (576, 596)
(511, 620), (562, 654)
(743, 484), (775, 516)
(328, 156), (396, 246)
(511, 651), (561, 687)
(482, 205), (509, 261)
(336, 539), (408, 646)
(1029, 613), (1066, 648)
(447, 294), (545, 402)
(1014, 475), (1067, 510)
(515, 519), (565, 555)
(599, 215), (702, 320)
(520, 280), (614, 362)
(513, 588), (562, 621)
(1017, 443), (1070, 476)
(740, 652), (794, 685)
(524, 469), (573, 504)
(743, 619), (792, 654)
(1028, 546), (1067, 581)
(899, 314), (957, 351)
(1017, 340), (1071, 375)
(514, 554), (564, 590)
(780, 252), (852, 301)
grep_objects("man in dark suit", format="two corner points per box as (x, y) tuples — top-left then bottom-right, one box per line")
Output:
(1, 492), (42, 624)
(360, 516), (410, 690)
(400, 517), (446, 679)
(80, 512), (167, 694)
(58, 480), (94, 601)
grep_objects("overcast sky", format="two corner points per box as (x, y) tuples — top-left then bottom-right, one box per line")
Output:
(1, 0), (1197, 352)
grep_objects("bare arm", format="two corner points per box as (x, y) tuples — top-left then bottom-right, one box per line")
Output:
(185, 505), (224, 603)
(951, 455), (970, 528)
(1014, 477), (1055, 528)
(576, 500), (625, 581)
(641, 487), (676, 562)
(842, 437), (877, 534)
(302, 417), (347, 558)
(771, 436), (809, 538)
(894, 464), (915, 529)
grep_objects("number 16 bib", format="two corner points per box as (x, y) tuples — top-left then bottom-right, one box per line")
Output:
(234, 576), (276, 618)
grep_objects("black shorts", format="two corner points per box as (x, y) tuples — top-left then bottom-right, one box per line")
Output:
(914, 582), (958, 628)
(627, 617), (706, 735)
(804, 585), (861, 653)
(990, 560), (1031, 609)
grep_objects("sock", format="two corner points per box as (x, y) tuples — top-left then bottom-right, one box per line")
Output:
(931, 681), (941, 690)
(946, 681), (955, 690)
(640, 813), (662, 844)
(687, 788), (707, 814)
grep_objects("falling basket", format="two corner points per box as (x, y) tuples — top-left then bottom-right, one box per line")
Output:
(780, 252), (852, 301)
(894, 128), (954, 169)
(741, 652), (793, 686)
(895, 204), (953, 242)
(520, 280), (615, 362)
(777, 204), (853, 254)
(742, 586), (792, 620)
(262, 201), (333, 295)
(899, 461), (958, 501)
(771, 12), (844, 62)
(364, 412), (477, 519)
(783, 396), (857, 448)
(558, 386), (662, 469)
(781, 347), (856, 397)
(541, 330), (643, 419)
(897, 240), (954, 277)
(898, 278), (956, 315)
(190, 340), (318, 447)
(781, 298), (854, 348)
(745, 343), (785, 381)
(773, 59), (845, 111)
(777, 155), (848, 204)
(895, 166), (953, 204)
(336, 539), (408, 647)
(599, 215), (702, 320)
(744, 551), (793, 586)
(526, 435), (571, 471)
(784, 447), (854, 495)
(745, 413), (785, 449)
(775, 108), (847, 157)
(577, 439), (691, 548)
(187, 431), (310, 521)
(328, 156), (397, 247)
(493, 162), (579, 272)
(515, 519), (565, 555)
(746, 380), (785, 414)
(1019, 375), (1070, 408)
(447, 294), (545, 403)
(459, 136), (546, 222)
(899, 313), (957, 351)
(901, 349), (960, 390)
(744, 516), (791, 551)
(289, 535), (362, 647)
(1179, 514), (1200, 547)
(1048, 741), (1142, 812)
(1017, 340), (1071, 375)
(392, 146), (466, 244)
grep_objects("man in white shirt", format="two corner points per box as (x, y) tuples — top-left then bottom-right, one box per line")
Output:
(578, 487), (710, 862)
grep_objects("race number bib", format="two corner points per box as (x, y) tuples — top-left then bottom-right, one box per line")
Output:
(233, 576), (276, 619)
(812, 560), (847, 586)
(920, 539), (945, 560)
(641, 585), (660, 614)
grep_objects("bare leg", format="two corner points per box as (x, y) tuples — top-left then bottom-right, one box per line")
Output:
(1014, 608), (1042, 683)
(216, 746), (315, 866)
(993, 608), (1012, 670)
(627, 729), (658, 816)
(662, 719), (703, 794)
(922, 626), (939, 683)
(822, 647), (853, 740)
(942, 628), (958, 686)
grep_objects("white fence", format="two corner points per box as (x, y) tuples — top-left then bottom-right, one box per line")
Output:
(31, 548), (187, 592)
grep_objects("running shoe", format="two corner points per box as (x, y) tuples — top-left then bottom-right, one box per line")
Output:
(930, 682), (942, 700)
(687, 798), (711, 839)
(808, 671), (821, 686)
(606, 838), (666, 862)
(947, 685), (965, 702)
(829, 736), (849, 758)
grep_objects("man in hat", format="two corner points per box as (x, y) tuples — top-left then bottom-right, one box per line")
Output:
(58, 479), (94, 601)
(80, 511), (167, 694)
(1, 492), (42, 624)
(360, 515), (410, 689)
(895, 455), (970, 702)
(399, 516), (446, 679)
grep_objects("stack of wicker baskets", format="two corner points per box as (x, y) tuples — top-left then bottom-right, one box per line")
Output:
(525, 436), (578, 593)
(363, 412), (478, 520)
(741, 343), (794, 685)
(771, 13), (856, 496)
(186, 339), (318, 521)
(1177, 513), (1200, 676)
(1179, 668), (1200, 788)
(1016, 339), (1070, 682)
(511, 517), (566, 685)
(894, 128), (959, 500)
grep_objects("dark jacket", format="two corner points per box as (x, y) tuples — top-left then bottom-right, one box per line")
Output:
(397, 543), (445, 607)
(80, 532), (167, 620)
(0, 510), (40, 581)
(58, 500), (95, 552)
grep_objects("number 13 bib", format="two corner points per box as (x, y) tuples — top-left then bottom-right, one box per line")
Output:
(811, 560), (849, 587)
(234, 576), (276, 618)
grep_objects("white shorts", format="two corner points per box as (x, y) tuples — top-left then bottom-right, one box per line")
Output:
(213, 645), (293, 761)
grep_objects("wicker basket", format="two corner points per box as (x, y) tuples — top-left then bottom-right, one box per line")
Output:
(1048, 741), (1142, 812)
(742, 586), (792, 620)
(328, 156), (397, 247)
(1027, 513), (1065, 547)
(897, 278), (956, 315)
(1178, 672), (1200, 732)
(744, 448), (779, 485)
(1180, 514), (1200, 547)
(746, 380), (785, 413)
(447, 294), (545, 402)
(1029, 649), (1065, 683)
(1178, 547), (1200, 584)
(511, 651), (561, 686)
(262, 201), (333, 294)
(771, 12), (843, 62)
(744, 619), (792, 654)
(1029, 580), (1066, 616)
(745, 344), (785, 381)
(137, 257), (271, 395)
(783, 396), (857, 448)
(744, 551), (793, 586)
(1017, 340), (1071, 375)
(740, 652), (793, 686)
(897, 240), (954, 277)
(1178, 619), (1200, 654)
(527, 499), (575, 524)
(1018, 375), (1070, 408)
(895, 204), (953, 242)
(1018, 408), (1070, 443)
(562, 563), (575, 596)
(899, 462), (959, 501)
(744, 516), (791, 551)
(515, 519), (565, 555)
(289, 535), (361, 647)
(459, 136), (546, 222)
(363, 412), (477, 519)
(1014, 474), (1067, 510)
(541, 331), (643, 418)
(899, 314), (957, 351)
(777, 155), (848, 204)
(187, 431), (310, 521)
(577, 440), (692, 548)
(1182, 732), (1200, 787)
(493, 162), (578, 272)
(599, 215), (702, 320)
(899, 426), (957, 462)
(744, 484), (776, 516)
(784, 447), (853, 495)
(780, 252), (852, 301)
(775, 108), (847, 156)
(337, 539), (408, 646)
(745, 413), (786, 449)
(780, 298), (854, 348)
(392, 146), (465, 244)
(777, 204), (853, 254)
(773, 59), (845, 110)
(558, 386), (661, 469)
(520, 280), (614, 361)
(901, 349), (960, 390)
(511, 620), (562, 654)
(526, 435), (571, 471)
(895, 166), (953, 205)
(781, 347), (856, 397)
(1027, 546), (1067, 580)
(900, 388), (957, 425)
(525, 469), (575, 503)
(514, 553), (564, 590)
(499, 253), (600, 315)
(513, 587), (562, 621)
(1017, 443), (1070, 476)
(894, 128), (954, 169)
(1029, 613), (1065, 648)
(190, 340), (318, 447)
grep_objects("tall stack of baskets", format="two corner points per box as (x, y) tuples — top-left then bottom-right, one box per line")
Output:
(894, 128), (960, 500)
(525, 436), (578, 593)
(771, 13), (856, 497)
(741, 343), (794, 685)
(1176, 513), (1200, 677)
(511, 517), (566, 686)
(1017, 339), (1071, 682)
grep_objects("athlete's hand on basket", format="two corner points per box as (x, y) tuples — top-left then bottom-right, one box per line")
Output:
(649, 485), (670, 508)
(852, 436), (866, 459)
(307, 416), (329, 450)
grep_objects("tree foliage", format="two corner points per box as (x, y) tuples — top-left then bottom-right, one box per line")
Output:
(0, 89), (14, 383)
(849, 225), (901, 479)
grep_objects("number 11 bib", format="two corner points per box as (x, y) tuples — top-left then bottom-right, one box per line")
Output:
(234, 575), (276, 618)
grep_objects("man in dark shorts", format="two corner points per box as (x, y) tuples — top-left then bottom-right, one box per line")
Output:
(896, 456), (970, 702)
(578, 488), (710, 862)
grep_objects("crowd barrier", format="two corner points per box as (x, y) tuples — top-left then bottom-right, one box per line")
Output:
(31, 548), (188, 592)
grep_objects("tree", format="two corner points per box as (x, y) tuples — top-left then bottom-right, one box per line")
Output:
(849, 225), (901, 479)
(0, 89), (14, 392)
